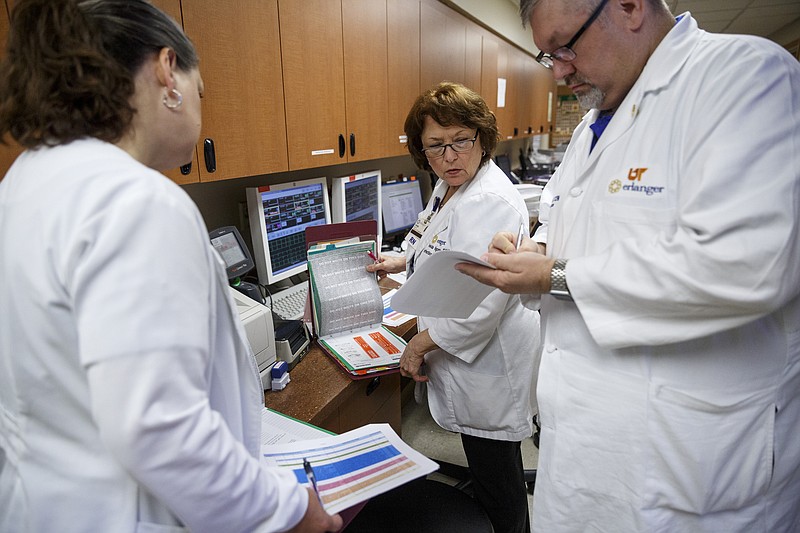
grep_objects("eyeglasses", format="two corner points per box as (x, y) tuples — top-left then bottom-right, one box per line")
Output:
(535, 0), (609, 69)
(421, 133), (479, 159)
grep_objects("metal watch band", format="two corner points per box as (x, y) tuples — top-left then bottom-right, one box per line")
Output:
(550, 259), (572, 301)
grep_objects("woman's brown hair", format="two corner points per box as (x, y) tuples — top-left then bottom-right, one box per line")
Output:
(404, 81), (499, 172)
(0, 0), (198, 149)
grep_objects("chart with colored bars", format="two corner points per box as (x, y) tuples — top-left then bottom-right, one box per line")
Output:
(262, 424), (438, 515)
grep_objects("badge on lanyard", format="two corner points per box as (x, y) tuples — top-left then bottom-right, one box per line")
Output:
(404, 195), (442, 276)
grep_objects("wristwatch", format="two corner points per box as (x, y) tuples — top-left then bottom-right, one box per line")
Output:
(549, 259), (572, 301)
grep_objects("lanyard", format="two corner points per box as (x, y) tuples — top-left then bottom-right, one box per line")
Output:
(406, 194), (443, 277)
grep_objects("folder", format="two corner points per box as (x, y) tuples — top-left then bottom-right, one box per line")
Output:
(305, 221), (405, 379)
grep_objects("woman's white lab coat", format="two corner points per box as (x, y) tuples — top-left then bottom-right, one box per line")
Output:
(0, 139), (306, 532)
(407, 161), (540, 441)
(530, 14), (800, 532)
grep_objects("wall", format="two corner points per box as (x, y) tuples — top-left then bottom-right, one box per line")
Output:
(444, 0), (536, 55)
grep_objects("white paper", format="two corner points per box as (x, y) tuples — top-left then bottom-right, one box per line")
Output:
(261, 408), (329, 449)
(262, 423), (439, 514)
(390, 250), (496, 319)
(497, 77), (507, 108)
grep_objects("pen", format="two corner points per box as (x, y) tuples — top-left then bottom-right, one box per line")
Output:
(515, 223), (526, 250)
(303, 458), (324, 506)
(367, 250), (379, 263)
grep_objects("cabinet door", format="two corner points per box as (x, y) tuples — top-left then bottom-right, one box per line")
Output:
(387, 0), (420, 157)
(464, 24), (483, 94)
(420, 0), (466, 91)
(342, 0), (391, 162)
(0, 0), (23, 179)
(150, 0), (200, 184)
(280, 0), (348, 170)
(182, 0), (288, 181)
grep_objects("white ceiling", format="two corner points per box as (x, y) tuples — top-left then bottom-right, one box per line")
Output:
(667, 0), (800, 38)
(506, 0), (800, 40)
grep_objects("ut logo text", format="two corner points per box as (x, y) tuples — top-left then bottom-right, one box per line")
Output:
(628, 168), (648, 181)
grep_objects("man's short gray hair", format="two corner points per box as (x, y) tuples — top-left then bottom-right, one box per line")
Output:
(519, 0), (670, 28)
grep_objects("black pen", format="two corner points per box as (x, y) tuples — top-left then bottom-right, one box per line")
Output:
(303, 458), (324, 506)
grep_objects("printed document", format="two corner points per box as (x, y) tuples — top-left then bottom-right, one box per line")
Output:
(262, 423), (438, 515)
(391, 250), (496, 319)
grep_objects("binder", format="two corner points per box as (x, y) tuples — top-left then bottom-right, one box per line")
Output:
(305, 221), (405, 379)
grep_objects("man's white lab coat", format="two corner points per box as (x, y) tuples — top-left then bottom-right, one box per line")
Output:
(531, 14), (800, 532)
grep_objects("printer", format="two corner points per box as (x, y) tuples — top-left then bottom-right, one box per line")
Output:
(230, 287), (276, 390)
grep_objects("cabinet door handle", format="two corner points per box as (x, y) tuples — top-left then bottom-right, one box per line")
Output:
(338, 134), (345, 158)
(366, 376), (381, 396)
(203, 138), (216, 173)
(180, 162), (193, 175)
(513, 127), (519, 137)
(349, 133), (356, 157)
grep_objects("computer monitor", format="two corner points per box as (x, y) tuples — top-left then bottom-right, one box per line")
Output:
(209, 225), (254, 280)
(246, 177), (331, 286)
(331, 170), (382, 236)
(381, 179), (424, 242)
(495, 153), (517, 183)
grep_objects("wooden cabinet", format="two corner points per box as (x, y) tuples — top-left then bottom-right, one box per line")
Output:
(342, 0), (392, 162)
(180, 0), (288, 182)
(0, 0), (23, 179)
(280, 0), (391, 170)
(386, 0), (420, 157)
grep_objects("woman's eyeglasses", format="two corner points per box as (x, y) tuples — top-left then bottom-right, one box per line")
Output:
(422, 133), (478, 159)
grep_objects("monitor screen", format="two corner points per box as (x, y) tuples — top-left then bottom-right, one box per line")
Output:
(381, 179), (424, 236)
(209, 225), (254, 280)
(495, 153), (512, 178)
(331, 170), (382, 236)
(246, 177), (331, 286)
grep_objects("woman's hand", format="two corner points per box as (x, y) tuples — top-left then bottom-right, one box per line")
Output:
(365, 254), (406, 280)
(287, 488), (342, 533)
(400, 329), (438, 382)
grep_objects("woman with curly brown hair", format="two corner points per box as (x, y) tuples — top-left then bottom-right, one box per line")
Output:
(0, 1), (339, 532)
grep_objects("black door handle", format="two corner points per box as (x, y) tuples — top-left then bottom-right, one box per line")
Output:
(349, 133), (356, 157)
(366, 376), (381, 396)
(180, 162), (192, 175)
(203, 138), (216, 173)
(338, 134), (345, 158)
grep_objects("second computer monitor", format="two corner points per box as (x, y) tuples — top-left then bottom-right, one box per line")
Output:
(381, 179), (424, 242)
(331, 170), (382, 236)
(246, 177), (331, 286)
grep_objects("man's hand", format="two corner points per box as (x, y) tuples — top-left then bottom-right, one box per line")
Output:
(456, 232), (552, 295)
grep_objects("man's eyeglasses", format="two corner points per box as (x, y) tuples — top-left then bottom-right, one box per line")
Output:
(535, 0), (609, 69)
(421, 133), (478, 159)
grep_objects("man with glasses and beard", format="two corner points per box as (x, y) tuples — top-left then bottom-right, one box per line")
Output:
(456, 0), (800, 531)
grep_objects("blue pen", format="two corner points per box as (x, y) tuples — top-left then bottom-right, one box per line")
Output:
(303, 458), (324, 506)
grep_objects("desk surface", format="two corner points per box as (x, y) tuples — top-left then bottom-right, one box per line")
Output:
(263, 279), (415, 432)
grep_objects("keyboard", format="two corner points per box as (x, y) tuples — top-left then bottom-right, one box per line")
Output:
(271, 283), (308, 321)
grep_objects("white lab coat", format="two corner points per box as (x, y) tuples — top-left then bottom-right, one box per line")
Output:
(531, 14), (800, 532)
(0, 139), (307, 532)
(407, 161), (540, 441)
